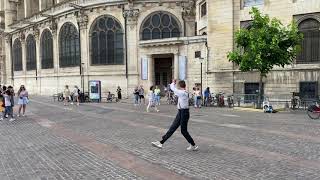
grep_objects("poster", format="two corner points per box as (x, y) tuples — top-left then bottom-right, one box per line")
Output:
(141, 57), (148, 80)
(179, 56), (187, 80)
(89, 80), (101, 100)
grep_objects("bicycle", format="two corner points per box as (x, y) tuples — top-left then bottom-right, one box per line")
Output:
(307, 103), (320, 119)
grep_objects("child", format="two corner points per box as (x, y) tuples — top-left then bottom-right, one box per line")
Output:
(152, 80), (198, 151)
(146, 86), (159, 113)
(3, 90), (15, 122)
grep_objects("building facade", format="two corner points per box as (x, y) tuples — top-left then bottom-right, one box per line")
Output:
(2, 0), (320, 101)
(2, 0), (208, 97)
(200, 0), (320, 100)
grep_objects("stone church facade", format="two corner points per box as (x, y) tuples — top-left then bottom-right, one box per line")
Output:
(1, 0), (320, 101)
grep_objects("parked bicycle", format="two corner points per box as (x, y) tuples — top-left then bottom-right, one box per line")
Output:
(166, 92), (178, 105)
(307, 102), (320, 119)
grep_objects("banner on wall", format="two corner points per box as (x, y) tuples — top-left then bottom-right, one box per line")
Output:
(179, 56), (187, 80)
(141, 57), (148, 80)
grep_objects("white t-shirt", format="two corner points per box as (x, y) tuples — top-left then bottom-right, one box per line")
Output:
(3, 94), (11, 107)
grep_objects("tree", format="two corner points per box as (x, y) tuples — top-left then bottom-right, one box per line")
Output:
(227, 7), (303, 108)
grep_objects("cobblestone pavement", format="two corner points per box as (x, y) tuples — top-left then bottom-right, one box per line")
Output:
(1, 96), (320, 180)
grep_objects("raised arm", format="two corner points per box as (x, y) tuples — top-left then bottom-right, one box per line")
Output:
(170, 82), (184, 97)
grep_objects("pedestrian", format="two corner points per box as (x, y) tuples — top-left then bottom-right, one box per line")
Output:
(147, 86), (159, 113)
(72, 86), (80, 106)
(117, 86), (122, 100)
(152, 80), (198, 151)
(138, 85), (145, 105)
(7, 86), (15, 118)
(154, 86), (161, 105)
(0, 89), (4, 121)
(204, 87), (210, 107)
(3, 90), (15, 122)
(1, 86), (7, 118)
(133, 86), (139, 106)
(194, 88), (202, 108)
(63, 85), (71, 106)
(17, 85), (29, 117)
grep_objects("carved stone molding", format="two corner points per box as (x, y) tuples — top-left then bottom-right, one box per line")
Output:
(49, 18), (58, 36)
(77, 14), (89, 30)
(33, 25), (40, 40)
(182, 0), (196, 18)
(5, 34), (12, 44)
(19, 32), (25, 42)
(123, 8), (140, 29)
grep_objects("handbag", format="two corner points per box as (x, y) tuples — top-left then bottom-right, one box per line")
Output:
(197, 96), (201, 100)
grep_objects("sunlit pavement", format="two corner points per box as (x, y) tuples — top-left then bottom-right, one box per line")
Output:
(0, 96), (319, 180)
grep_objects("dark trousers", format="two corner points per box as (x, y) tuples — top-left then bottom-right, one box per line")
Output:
(160, 109), (195, 146)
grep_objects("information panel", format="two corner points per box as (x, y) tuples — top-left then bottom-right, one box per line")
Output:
(141, 57), (148, 80)
(179, 56), (187, 80)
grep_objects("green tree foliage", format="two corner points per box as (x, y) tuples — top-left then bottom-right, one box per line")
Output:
(227, 7), (303, 108)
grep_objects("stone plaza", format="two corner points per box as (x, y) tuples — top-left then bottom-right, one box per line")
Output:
(0, 97), (320, 179)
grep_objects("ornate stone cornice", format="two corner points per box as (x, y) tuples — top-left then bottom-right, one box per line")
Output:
(19, 32), (25, 42)
(122, 8), (140, 20)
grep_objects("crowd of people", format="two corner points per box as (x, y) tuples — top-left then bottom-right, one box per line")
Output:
(0, 85), (29, 122)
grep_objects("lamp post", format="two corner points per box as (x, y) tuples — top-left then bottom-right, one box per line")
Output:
(199, 57), (204, 105)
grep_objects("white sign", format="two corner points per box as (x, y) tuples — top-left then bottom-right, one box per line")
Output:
(141, 57), (148, 80)
(179, 56), (187, 80)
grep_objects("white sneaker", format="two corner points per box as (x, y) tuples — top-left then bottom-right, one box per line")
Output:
(151, 141), (163, 149)
(187, 145), (199, 151)
(0, 117), (3, 121)
(156, 110), (160, 112)
(5, 115), (8, 118)
(22, 114), (25, 117)
(17, 114), (20, 117)
(9, 118), (15, 122)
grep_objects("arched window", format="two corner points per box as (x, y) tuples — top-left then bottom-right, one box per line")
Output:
(59, 23), (80, 67)
(41, 29), (54, 69)
(141, 11), (181, 40)
(297, 18), (320, 63)
(26, 35), (37, 70)
(90, 15), (124, 65)
(13, 39), (22, 71)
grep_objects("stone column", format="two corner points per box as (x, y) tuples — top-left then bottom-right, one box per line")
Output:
(174, 53), (179, 80)
(4, 0), (16, 30)
(34, 27), (41, 94)
(4, 34), (12, 85)
(147, 54), (154, 87)
(77, 13), (89, 93)
(123, 7), (140, 98)
(182, 1), (196, 37)
(20, 32), (27, 84)
(50, 20), (58, 73)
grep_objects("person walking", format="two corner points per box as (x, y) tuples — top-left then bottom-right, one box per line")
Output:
(0, 89), (4, 121)
(17, 85), (29, 117)
(194, 88), (202, 108)
(154, 86), (161, 106)
(63, 85), (71, 106)
(117, 86), (122, 100)
(3, 90), (15, 122)
(204, 87), (211, 107)
(146, 86), (159, 113)
(72, 86), (80, 106)
(133, 86), (139, 106)
(138, 85), (145, 105)
(152, 80), (198, 151)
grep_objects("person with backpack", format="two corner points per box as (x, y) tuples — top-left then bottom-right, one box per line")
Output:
(152, 79), (198, 151)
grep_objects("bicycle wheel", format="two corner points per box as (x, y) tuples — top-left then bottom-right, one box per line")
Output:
(307, 105), (320, 119)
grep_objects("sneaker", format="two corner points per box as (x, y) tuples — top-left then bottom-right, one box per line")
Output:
(22, 114), (25, 117)
(0, 117), (3, 121)
(151, 141), (163, 149)
(17, 114), (20, 117)
(5, 115), (8, 118)
(70, 102), (74, 105)
(9, 118), (15, 122)
(187, 145), (199, 151)
(156, 110), (160, 112)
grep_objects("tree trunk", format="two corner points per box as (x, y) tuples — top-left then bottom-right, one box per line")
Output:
(257, 74), (263, 109)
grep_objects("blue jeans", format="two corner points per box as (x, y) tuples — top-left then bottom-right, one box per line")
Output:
(134, 94), (139, 104)
(195, 97), (201, 107)
(156, 95), (161, 104)
(5, 106), (13, 118)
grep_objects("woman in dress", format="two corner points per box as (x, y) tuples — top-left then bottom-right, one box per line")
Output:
(117, 86), (122, 100)
(17, 85), (29, 117)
